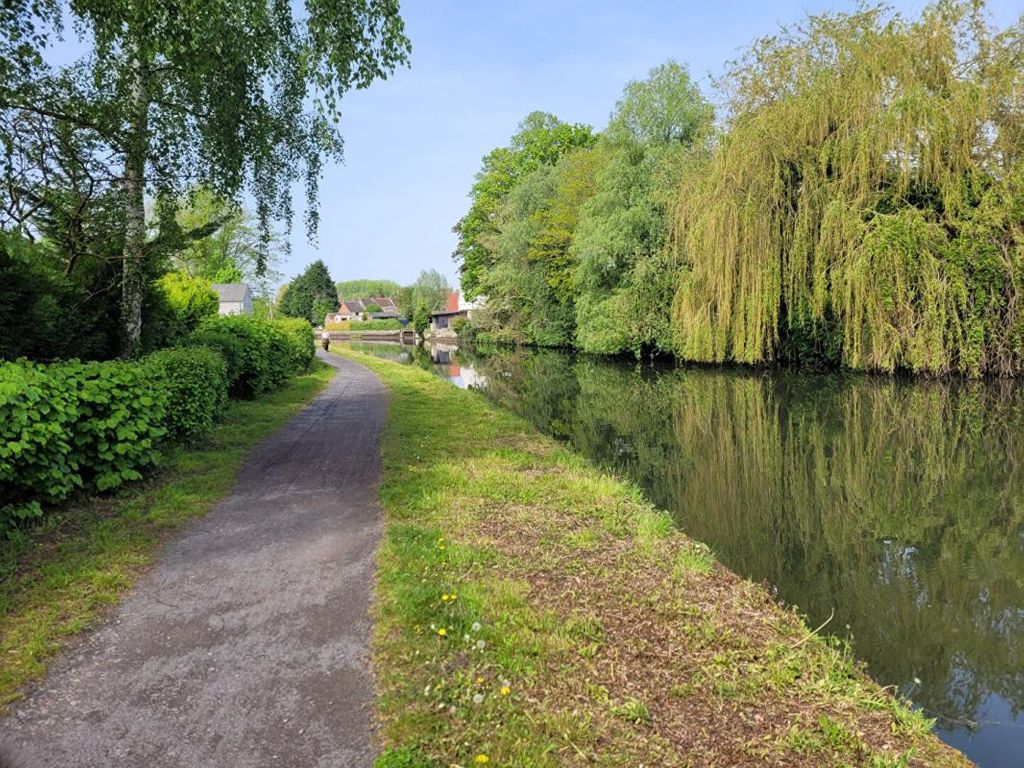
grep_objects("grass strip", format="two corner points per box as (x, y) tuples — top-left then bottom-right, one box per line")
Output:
(0, 360), (334, 709)
(337, 349), (968, 768)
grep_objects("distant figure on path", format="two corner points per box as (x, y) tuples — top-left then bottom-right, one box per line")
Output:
(321, 330), (331, 351)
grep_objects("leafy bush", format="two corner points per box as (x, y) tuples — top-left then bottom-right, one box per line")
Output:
(0, 363), (82, 523)
(0, 318), (314, 530)
(183, 327), (246, 390)
(146, 347), (228, 441)
(274, 317), (315, 371)
(188, 315), (270, 397)
(186, 315), (304, 398)
(154, 272), (219, 342)
(1, 359), (168, 528)
(73, 360), (168, 492)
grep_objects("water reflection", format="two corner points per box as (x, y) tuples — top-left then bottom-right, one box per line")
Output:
(343, 341), (1024, 767)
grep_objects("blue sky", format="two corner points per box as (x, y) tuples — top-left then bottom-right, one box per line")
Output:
(43, 1), (1024, 290)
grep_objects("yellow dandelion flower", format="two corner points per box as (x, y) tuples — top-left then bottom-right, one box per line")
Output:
(500, 686), (511, 696)
(437, 628), (447, 637)
(441, 594), (450, 602)
(474, 755), (489, 764)
(476, 676), (485, 684)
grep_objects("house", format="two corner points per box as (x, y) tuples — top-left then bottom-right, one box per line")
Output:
(331, 296), (400, 323)
(212, 283), (253, 315)
(429, 291), (483, 334)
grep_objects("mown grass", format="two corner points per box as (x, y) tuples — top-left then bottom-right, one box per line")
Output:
(335, 348), (969, 768)
(0, 360), (334, 709)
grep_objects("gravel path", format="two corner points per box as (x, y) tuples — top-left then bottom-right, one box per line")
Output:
(1, 351), (388, 768)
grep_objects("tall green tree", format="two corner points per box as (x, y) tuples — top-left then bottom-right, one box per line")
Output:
(480, 148), (602, 347)
(2, 0), (410, 356)
(397, 269), (451, 318)
(453, 112), (595, 298)
(172, 188), (284, 286)
(574, 61), (712, 356)
(279, 260), (337, 324)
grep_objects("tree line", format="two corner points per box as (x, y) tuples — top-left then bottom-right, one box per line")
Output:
(455, 2), (1024, 376)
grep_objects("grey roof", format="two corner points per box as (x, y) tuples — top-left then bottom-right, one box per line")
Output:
(212, 283), (251, 303)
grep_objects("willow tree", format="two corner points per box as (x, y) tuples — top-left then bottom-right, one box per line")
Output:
(4, 0), (410, 356)
(673, 2), (1024, 375)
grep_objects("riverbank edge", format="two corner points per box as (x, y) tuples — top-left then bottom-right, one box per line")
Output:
(337, 348), (970, 768)
(0, 361), (335, 710)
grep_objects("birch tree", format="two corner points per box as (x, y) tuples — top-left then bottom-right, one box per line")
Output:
(2, 0), (410, 356)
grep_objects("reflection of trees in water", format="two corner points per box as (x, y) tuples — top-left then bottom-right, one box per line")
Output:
(470, 347), (1024, 727)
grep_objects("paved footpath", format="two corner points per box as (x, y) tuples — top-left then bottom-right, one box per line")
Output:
(1, 351), (388, 768)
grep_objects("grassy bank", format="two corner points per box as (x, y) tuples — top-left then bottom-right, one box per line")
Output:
(336, 349), (968, 768)
(0, 360), (334, 709)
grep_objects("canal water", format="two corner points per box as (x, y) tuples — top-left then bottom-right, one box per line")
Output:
(345, 341), (1024, 767)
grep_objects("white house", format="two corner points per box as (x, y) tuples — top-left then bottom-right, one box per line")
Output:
(213, 283), (253, 315)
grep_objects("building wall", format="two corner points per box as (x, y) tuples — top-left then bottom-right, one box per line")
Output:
(218, 295), (253, 316)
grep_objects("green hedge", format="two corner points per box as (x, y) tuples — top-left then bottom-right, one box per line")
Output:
(1, 359), (168, 526)
(186, 315), (314, 396)
(146, 346), (228, 442)
(350, 319), (404, 331)
(275, 317), (316, 371)
(1, 316), (313, 531)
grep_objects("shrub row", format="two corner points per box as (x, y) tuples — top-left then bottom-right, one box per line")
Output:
(185, 315), (313, 398)
(1, 316), (315, 530)
(325, 318), (404, 332)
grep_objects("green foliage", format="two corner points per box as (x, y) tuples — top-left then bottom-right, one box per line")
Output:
(673, 3), (1024, 375)
(0, 359), (169, 528)
(182, 328), (247, 392)
(405, 270), (452, 317)
(353, 319), (404, 331)
(172, 188), (284, 286)
(187, 315), (305, 398)
(365, 302), (383, 313)
(454, 112), (596, 298)
(413, 304), (432, 336)
(337, 279), (401, 299)
(145, 347), (228, 442)
(152, 272), (219, 344)
(0, 231), (120, 361)
(0, 234), (63, 361)
(280, 260), (338, 324)
(275, 317), (316, 372)
(374, 747), (435, 768)
(605, 60), (713, 146)
(1, 315), (313, 529)
(456, 63), (712, 355)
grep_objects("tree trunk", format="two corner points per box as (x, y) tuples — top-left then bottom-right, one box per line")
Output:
(121, 53), (149, 358)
